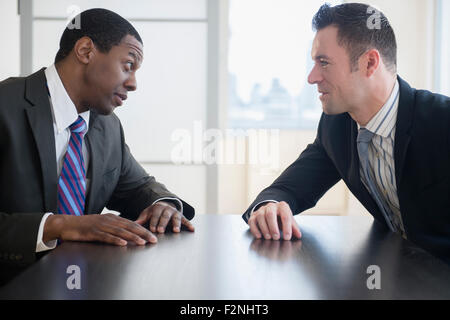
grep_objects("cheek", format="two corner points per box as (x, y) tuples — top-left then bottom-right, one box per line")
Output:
(88, 63), (123, 92)
(338, 78), (363, 105)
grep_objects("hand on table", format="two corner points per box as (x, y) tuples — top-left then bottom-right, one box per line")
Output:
(43, 201), (194, 246)
(44, 213), (157, 246)
(135, 201), (195, 234)
(248, 201), (302, 241)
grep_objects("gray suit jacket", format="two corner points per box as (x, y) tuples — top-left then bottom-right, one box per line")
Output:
(0, 68), (195, 281)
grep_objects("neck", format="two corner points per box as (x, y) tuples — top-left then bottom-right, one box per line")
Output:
(349, 74), (396, 127)
(55, 61), (89, 114)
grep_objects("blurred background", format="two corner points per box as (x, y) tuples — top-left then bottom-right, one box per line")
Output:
(0, 0), (449, 217)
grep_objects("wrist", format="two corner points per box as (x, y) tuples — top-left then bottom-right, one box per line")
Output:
(157, 200), (177, 210)
(43, 214), (66, 243)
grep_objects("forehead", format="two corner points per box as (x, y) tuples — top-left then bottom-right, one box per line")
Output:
(114, 34), (144, 62)
(311, 26), (347, 60)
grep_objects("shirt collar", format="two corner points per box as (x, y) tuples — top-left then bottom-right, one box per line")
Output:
(44, 64), (90, 134)
(358, 79), (400, 138)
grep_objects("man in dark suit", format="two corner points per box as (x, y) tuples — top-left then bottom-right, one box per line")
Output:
(242, 3), (450, 264)
(0, 8), (195, 284)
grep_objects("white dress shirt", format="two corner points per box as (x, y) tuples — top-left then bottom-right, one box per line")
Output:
(36, 65), (182, 252)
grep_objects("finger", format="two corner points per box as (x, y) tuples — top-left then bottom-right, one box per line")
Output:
(124, 219), (158, 244)
(256, 211), (272, 240)
(156, 207), (174, 233)
(265, 204), (280, 240)
(248, 215), (262, 239)
(279, 202), (292, 240)
(291, 218), (302, 239)
(149, 207), (163, 233)
(135, 210), (148, 225)
(94, 231), (128, 246)
(103, 224), (148, 245)
(181, 216), (195, 232)
(171, 213), (182, 232)
(106, 215), (157, 244)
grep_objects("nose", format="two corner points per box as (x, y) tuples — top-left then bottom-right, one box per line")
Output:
(307, 63), (323, 85)
(124, 72), (137, 92)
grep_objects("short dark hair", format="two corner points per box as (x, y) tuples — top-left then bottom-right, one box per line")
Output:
(55, 8), (143, 64)
(312, 3), (397, 73)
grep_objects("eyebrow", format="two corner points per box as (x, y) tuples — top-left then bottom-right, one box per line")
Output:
(128, 51), (140, 62)
(313, 55), (332, 61)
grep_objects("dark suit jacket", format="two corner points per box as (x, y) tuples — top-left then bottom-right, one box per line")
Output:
(243, 76), (450, 264)
(0, 69), (195, 281)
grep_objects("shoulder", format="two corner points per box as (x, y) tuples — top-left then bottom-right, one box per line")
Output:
(0, 75), (25, 89)
(399, 76), (450, 120)
(414, 89), (450, 116)
(399, 78), (450, 147)
(0, 69), (48, 112)
(409, 88), (450, 137)
(0, 76), (27, 106)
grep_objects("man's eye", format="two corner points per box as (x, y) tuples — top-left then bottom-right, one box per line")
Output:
(320, 60), (329, 67)
(125, 61), (134, 70)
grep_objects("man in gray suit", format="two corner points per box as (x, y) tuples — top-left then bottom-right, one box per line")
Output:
(0, 8), (195, 284)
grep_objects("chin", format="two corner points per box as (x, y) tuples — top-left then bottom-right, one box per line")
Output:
(322, 104), (334, 115)
(322, 103), (343, 116)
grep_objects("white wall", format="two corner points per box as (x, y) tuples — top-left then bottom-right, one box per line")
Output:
(0, 0), (20, 81)
(359, 0), (436, 90)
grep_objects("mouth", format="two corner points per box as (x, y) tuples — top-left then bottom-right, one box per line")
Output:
(318, 91), (329, 100)
(113, 93), (127, 106)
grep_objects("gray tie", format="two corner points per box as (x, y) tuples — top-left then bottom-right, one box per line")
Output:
(357, 128), (396, 232)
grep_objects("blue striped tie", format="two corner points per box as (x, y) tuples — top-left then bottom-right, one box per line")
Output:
(57, 116), (87, 216)
(357, 128), (396, 232)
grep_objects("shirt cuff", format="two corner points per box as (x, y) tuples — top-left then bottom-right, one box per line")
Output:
(246, 200), (279, 221)
(36, 213), (58, 253)
(152, 197), (183, 215)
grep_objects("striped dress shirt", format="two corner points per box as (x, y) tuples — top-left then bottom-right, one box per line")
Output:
(358, 79), (406, 237)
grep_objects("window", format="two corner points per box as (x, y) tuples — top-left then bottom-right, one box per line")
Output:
(228, 0), (341, 130)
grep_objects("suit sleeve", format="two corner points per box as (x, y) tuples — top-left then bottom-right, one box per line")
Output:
(105, 123), (195, 221)
(0, 212), (45, 276)
(242, 115), (341, 223)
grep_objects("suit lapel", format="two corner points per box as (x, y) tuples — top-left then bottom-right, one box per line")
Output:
(347, 119), (361, 188)
(84, 111), (105, 214)
(394, 76), (415, 190)
(24, 68), (58, 213)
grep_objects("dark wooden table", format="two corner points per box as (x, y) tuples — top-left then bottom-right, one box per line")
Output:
(1, 214), (450, 299)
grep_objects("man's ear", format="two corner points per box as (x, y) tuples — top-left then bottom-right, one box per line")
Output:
(363, 49), (381, 77)
(73, 36), (96, 64)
